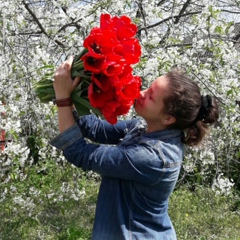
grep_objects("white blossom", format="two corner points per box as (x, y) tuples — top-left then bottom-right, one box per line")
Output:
(0, 0), (239, 211)
(212, 174), (235, 196)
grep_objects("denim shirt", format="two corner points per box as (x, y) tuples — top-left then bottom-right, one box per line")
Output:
(50, 115), (184, 240)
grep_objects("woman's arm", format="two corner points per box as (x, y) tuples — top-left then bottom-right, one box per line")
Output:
(53, 56), (81, 133)
(50, 125), (182, 185)
(52, 56), (139, 143)
(51, 126), (161, 185)
(79, 115), (139, 144)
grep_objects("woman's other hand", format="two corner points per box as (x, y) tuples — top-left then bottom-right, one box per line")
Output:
(53, 56), (81, 99)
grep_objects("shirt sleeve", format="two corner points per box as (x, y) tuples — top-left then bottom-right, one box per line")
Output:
(50, 123), (164, 185)
(78, 115), (139, 144)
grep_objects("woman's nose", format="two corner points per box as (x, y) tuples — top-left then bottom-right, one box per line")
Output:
(140, 90), (146, 98)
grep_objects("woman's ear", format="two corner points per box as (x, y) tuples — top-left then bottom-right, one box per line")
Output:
(163, 114), (176, 126)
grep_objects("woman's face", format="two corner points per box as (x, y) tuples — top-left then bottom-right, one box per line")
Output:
(135, 75), (175, 131)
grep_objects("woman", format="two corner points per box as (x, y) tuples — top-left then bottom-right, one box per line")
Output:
(50, 56), (219, 240)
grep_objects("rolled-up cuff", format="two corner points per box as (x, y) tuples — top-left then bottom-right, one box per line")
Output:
(49, 123), (82, 151)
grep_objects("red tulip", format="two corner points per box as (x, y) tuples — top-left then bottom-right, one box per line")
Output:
(113, 39), (141, 64)
(83, 28), (118, 55)
(81, 50), (105, 72)
(88, 83), (115, 108)
(91, 73), (118, 91)
(116, 76), (141, 101)
(100, 14), (138, 41)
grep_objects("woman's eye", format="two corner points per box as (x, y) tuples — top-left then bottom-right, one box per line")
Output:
(149, 90), (153, 100)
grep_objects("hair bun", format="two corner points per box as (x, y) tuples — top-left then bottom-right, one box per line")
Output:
(194, 95), (212, 122)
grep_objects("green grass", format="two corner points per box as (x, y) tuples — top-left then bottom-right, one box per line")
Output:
(0, 182), (97, 240)
(0, 162), (240, 240)
(169, 187), (240, 240)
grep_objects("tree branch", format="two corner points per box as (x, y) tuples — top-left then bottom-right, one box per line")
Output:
(165, 43), (193, 48)
(174, 0), (192, 24)
(157, 0), (168, 7)
(159, 0), (193, 44)
(22, 0), (49, 37)
(221, 9), (240, 14)
(21, 0), (67, 48)
(57, 19), (82, 33)
(137, 11), (201, 33)
(136, 0), (147, 39)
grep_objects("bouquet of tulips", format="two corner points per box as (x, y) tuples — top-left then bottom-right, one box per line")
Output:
(35, 13), (142, 124)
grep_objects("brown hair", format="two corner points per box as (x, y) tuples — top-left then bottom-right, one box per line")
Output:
(164, 68), (219, 146)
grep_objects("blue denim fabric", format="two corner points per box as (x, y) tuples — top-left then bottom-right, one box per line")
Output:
(50, 115), (184, 240)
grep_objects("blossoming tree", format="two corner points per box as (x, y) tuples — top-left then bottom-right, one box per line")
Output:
(0, 0), (239, 195)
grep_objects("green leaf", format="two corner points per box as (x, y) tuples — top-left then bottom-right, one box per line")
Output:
(214, 26), (223, 34)
(71, 70), (90, 78)
(74, 102), (91, 116)
(73, 48), (88, 63)
(37, 65), (55, 71)
(71, 94), (103, 118)
(227, 89), (233, 96)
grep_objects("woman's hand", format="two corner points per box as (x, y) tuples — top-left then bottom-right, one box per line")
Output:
(53, 56), (81, 99)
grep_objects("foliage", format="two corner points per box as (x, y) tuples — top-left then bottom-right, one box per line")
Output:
(0, 160), (99, 240)
(1, 171), (240, 239)
(169, 186), (240, 240)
